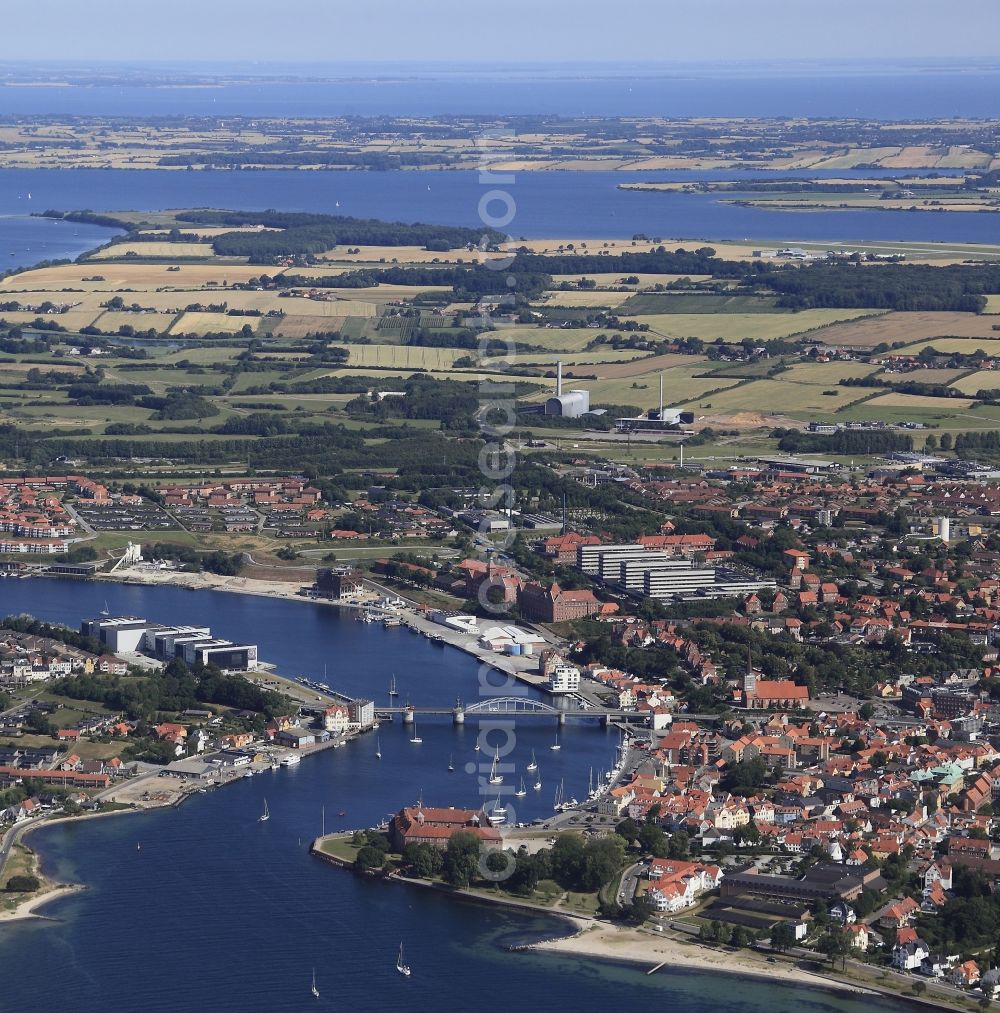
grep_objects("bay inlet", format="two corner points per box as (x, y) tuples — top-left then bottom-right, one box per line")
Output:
(0, 578), (908, 1012)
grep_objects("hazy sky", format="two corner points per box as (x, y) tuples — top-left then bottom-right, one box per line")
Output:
(3, 0), (999, 65)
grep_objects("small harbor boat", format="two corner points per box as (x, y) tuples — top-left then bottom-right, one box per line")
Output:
(526, 749), (537, 772)
(488, 794), (507, 825)
(515, 777), (526, 798)
(553, 779), (564, 811)
(447, 754), (454, 772)
(311, 968), (320, 998)
(409, 720), (422, 744)
(388, 675), (398, 697)
(259, 798), (270, 823)
(488, 748), (503, 785)
(533, 775), (542, 791)
(396, 942), (411, 977)
(375, 736), (382, 760)
(550, 734), (561, 752)
(280, 753), (301, 767)
(473, 741), (481, 753)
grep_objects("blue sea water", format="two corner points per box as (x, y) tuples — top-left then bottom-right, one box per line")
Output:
(0, 579), (907, 1012)
(1, 167), (1000, 264)
(1, 69), (1000, 118)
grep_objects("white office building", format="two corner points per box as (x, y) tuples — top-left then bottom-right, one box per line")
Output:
(549, 663), (581, 694)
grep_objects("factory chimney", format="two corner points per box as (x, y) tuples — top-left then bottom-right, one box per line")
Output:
(658, 372), (664, 421)
(556, 361), (563, 398)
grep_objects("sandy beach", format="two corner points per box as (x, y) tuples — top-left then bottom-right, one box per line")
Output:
(99, 565), (312, 601)
(532, 923), (875, 995)
(0, 884), (85, 924)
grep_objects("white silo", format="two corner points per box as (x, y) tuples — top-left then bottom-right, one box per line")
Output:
(935, 517), (951, 542)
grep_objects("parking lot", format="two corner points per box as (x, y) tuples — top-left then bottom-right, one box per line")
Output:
(74, 502), (178, 531)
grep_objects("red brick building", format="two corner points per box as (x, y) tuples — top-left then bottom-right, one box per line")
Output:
(389, 805), (502, 851)
(517, 581), (602, 623)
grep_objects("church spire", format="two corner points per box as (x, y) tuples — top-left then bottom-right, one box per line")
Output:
(743, 644), (756, 694)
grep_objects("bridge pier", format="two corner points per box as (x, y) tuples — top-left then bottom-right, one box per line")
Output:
(402, 707), (414, 725)
(558, 712), (566, 727)
(453, 707), (465, 725)
(601, 713), (609, 728)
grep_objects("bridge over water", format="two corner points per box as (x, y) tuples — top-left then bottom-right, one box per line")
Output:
(372, 696), (716, 727)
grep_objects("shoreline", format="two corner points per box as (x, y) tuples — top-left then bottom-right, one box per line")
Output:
(80, 567), (552, 693)
(531, 923), (860, 991)
(0, 792), (176, 925)
(0, 883), (87, 924)
(309, 844), (943, 1009)
(310, 837), (592, 928)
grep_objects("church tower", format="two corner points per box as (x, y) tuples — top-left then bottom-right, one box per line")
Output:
(743, 645), (756, 696)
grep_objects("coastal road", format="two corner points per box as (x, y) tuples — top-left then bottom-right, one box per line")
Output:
(0, 812), (47, 874)
(617, 861), (644, 907)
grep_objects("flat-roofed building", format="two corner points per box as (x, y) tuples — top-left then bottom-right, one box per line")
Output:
(180, 640), (257, 670)
(81, 617), (163, 653)
(149, 626), (212, 656)
(618, 555), (692, 590)
(578, 542), (642, 575)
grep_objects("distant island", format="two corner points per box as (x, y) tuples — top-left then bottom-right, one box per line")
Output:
(3, 114), (1000, 172)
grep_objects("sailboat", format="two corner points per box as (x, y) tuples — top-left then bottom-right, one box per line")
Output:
(533, 773), (542, 791)
(526, 749), (537, 772)
(550, 733), (561, 751)
(474, 741), (481, 752)
(409, 720), (422, 744)
(553, 779), (565, 811)
(100, 600), (110, 616)
(389, 675), (398, 697)
(375, 736), (382, 760)
(488, 748), (503, 785)
(396, 942), (411, 976)
(488, 793), (507, 825)
(259, 798), (270, 822)
(515, 777), (526, 798)
(311, 968), (320, 998)
(447, 754), (454, 772)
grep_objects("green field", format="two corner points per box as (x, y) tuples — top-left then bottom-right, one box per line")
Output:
(949, 369), (1000, 394)
(677, 376), (877, 415)
(627, 309), (877, 342)
(899, 337), (1000, 356)
(618, 293), (784, 315)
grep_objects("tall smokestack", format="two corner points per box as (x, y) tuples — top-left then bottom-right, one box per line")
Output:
(659, 373), (664, 420)
(557, 361), (563, 398)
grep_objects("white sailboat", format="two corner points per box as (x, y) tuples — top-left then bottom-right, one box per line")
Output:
(311, 968), (320, 998)
(515, 777), (526, 798)
(533, 773), (542, 791)
(409, 720), (422, 744)
(488, 748), (503, 784)
(259, 798), (270, 822)
(553, 779), (564, 810)
(526, 749), (537, 772)
(550, 733), (561, 751)
(488, 793), (507, 825)
(375, 736), (382, 760)
(100, 599), (110, 617)
(389, 675), (398, 697)
(396, 942), (411, 976)
(447, 754), (454, 772)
